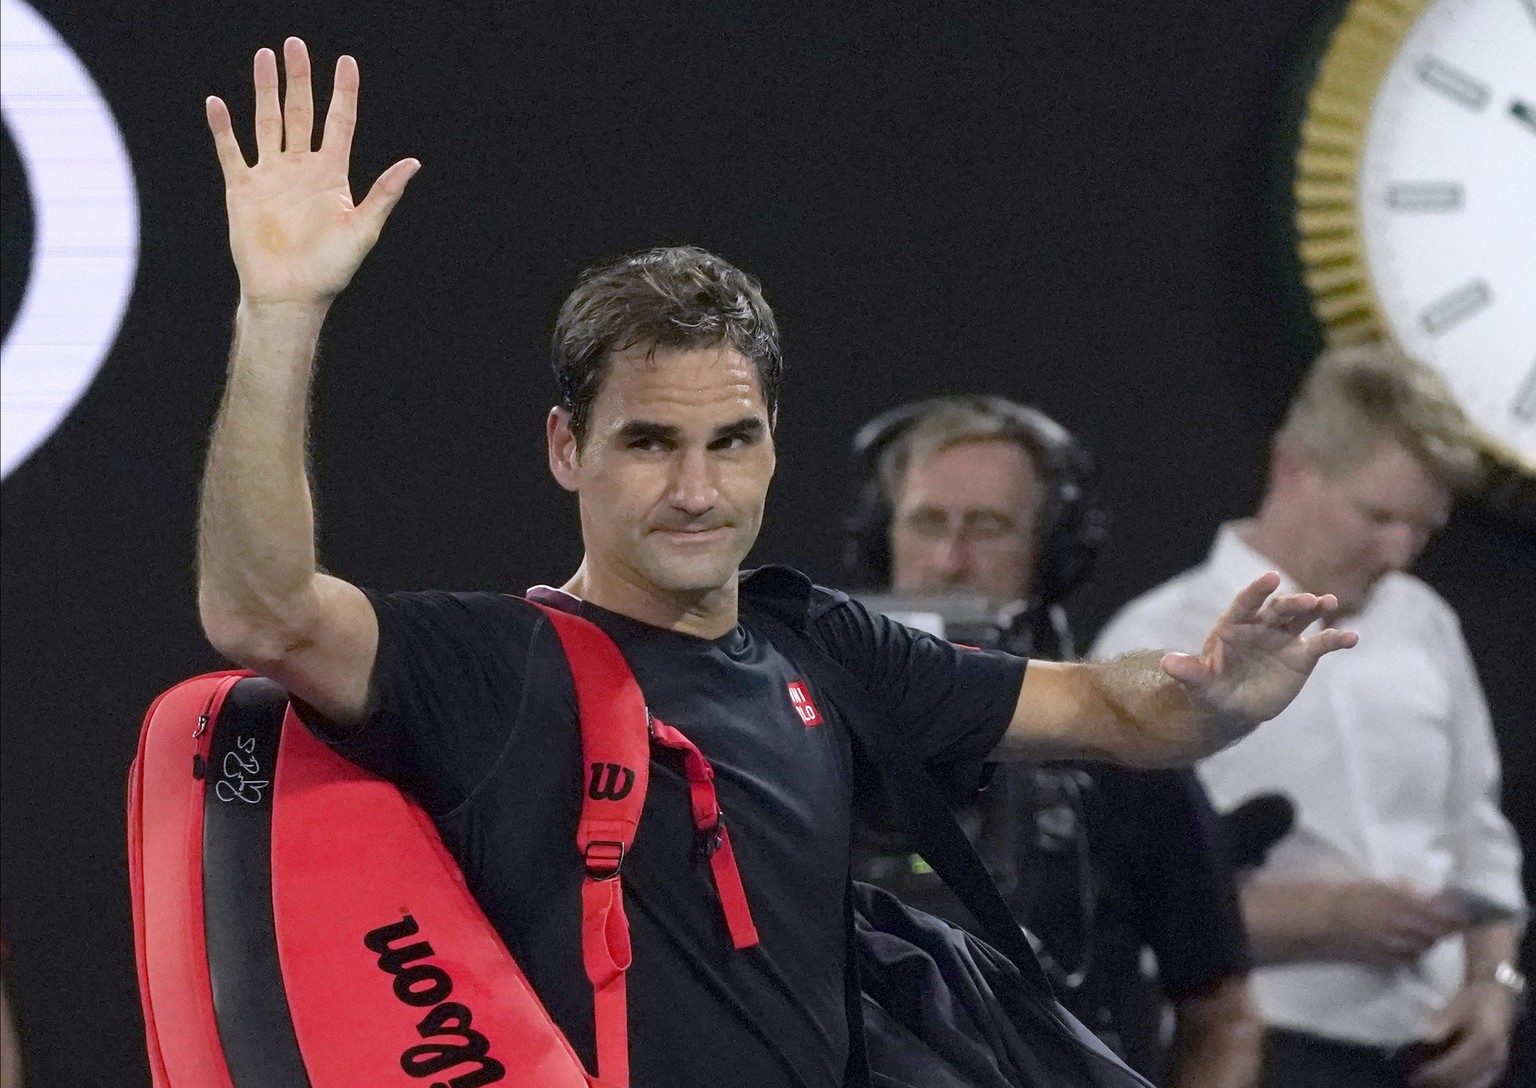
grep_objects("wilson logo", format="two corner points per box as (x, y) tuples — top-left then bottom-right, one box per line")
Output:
(588, 762), (636, 801)
(364, 915), (506, 1087)
(787, 681), (823, 727)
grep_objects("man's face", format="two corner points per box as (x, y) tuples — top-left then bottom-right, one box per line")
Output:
(888, 439), (1042, 606)
(1279, 440), (1451, 612)
(548, 343), (775, 602)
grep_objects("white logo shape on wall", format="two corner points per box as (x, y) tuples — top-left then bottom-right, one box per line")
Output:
(1, 0), (139, 480)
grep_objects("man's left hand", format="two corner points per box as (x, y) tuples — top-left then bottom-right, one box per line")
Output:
(1409, 982), (1514, 1088)
(1160, 572), (1358, 746)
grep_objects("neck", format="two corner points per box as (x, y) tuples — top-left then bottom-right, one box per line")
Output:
(1242, 506), (1315, 594)
(560, 558), (740, 639)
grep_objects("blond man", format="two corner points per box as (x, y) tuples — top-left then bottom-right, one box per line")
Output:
(1094, 346), (1526, 1088)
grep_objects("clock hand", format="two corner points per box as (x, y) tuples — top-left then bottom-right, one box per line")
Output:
(1511, 100), (1536, 137)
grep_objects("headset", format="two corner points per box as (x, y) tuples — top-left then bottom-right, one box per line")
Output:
(843, 394), (1108, 614)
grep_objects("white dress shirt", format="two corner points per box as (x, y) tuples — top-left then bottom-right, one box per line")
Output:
(1091, 522), (1526, 1046)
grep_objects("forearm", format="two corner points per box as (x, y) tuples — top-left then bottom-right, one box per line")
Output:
(1083, 652), (1253, 766)
(1239, 879), (1345, 964)
(1166, 979), (1264, 1088)
(1000, 654), (1247, 767)
(197, 300), (330, 657)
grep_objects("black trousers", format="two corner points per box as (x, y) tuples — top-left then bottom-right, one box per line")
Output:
(1260, 1028), (1420, 1088)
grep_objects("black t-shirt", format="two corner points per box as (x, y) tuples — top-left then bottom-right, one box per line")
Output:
(302, 573), (1025, 1088)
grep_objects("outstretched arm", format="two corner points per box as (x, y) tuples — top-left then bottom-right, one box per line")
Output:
(995, 572), (1358, 766)
(198, 39), (419, 724)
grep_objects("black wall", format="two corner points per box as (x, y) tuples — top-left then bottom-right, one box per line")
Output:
(2, 2), (1530, 1084)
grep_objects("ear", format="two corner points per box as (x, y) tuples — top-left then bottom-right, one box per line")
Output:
(1268, 440), (1311, 488)
(547, 407), (580, 493)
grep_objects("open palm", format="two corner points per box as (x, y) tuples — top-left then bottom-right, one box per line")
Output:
(206, 38), (419, 305)
(1162, 571), (1359, 732)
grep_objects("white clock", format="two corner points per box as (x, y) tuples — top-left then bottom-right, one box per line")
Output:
(1295, 0), (1536, 472)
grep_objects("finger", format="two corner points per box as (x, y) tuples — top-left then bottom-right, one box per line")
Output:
(204, 96), (249, 176)
(1411, 897), (1470, 932)
(1379, 910), (1438, 954)
(321, 54), (360, 168)
(357, 157), (422, 228)
(1361, 928), (1419, 965)
(1302, 627), (1359, 663)
(1257, 592), (1324, 633)
(281, 37), (314, 153)
(1388, 922), (1441, 953)
(1428, 891), (1473, 927)
(1219, 571), (1282, 626)
(252, 47), (282, 159)
(1160, 651), (1213, 691)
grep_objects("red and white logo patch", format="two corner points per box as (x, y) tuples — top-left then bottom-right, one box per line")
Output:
(787, 681), (824, 727)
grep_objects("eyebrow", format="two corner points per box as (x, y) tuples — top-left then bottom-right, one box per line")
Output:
(902, 504), (1020, 525)
(617, 420), (680, 443)
(616, 416), (767, 443)
(713, 417), (767, 441)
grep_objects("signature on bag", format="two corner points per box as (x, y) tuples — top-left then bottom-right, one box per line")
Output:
(215, 735), (269, 804)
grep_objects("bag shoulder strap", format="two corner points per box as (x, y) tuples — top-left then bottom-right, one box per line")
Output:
(531, 602), (648, 1088)
(529, 599), (762, 1087)
(533, 603), (652, 865)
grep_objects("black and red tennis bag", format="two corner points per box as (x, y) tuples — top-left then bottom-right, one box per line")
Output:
(128, 603), (717, 1088)
(130, 573), (1150, 1088)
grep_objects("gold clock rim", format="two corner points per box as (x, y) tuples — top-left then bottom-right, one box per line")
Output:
(1293, 0), (1535, 475)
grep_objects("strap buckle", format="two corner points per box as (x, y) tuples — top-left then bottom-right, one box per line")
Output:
(584, 840), (626, 879)
(699, 812), (726, 859)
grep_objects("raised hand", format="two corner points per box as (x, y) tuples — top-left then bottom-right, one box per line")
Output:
(205, 38), (420, 307)
(1161, 572), (1358, 739)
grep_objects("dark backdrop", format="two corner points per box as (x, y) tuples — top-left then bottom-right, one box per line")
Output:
(2, 2), (1530, 1085)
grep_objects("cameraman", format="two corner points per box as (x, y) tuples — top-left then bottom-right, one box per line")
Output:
(848, 396), (1262, 1088)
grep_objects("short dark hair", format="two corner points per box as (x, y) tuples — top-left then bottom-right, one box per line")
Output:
(551, 246), (782, 445)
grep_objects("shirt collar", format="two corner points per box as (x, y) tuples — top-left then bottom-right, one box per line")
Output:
(525, 584), (747, 653)
(1206, 520), (1302, 598)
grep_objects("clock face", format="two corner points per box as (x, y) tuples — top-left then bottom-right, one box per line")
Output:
(1355, 0), (1536, 463)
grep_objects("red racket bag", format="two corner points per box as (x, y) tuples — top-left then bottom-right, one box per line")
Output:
(128, 605), (756, 1087)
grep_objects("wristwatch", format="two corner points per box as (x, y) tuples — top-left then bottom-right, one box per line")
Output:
(1491, 962), (1526, 996)
(1482, 961), (1528, 1017)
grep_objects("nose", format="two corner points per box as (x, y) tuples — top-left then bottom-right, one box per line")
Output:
(926, 524), (972, 581)
(667, 447), (718, 516)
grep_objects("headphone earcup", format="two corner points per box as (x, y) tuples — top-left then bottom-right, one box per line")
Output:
(1032, 442), (1108, 605)
(843, 481), (892, 586)
(843, 405), (931, 586)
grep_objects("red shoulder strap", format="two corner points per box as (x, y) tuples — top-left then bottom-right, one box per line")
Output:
(533, 603), (649, 1087)
(533, 604), (652, 867)
(531, 600), (762, 1086)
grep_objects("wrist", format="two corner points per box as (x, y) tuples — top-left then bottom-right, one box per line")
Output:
(237, 296), (332, 327)
(1204, 702), (1258, 751)
(1459, 963), (1525, 1032)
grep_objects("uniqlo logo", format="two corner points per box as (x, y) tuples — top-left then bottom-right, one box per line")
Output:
(787, 681), (823, 727)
